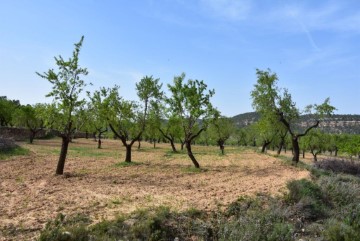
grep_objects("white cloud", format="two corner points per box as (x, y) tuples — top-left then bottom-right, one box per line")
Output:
(200, 0), (252, 21)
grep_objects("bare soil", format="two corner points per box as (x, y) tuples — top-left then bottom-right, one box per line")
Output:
(0, 138), (309, 240)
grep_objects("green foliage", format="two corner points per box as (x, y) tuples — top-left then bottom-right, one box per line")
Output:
(338, 134), (360, 158)
(100, 76), (163, 159)
(36, 36), (89, 137)
(286, 179), (323, 203)
(0, 96), (20, 126)
(0, 146), (29, 160)
(38, 213), (91, 241)
(208, 112), (236, 153)
(166, 72), (216, 167)
(220, 196), (293, 241)
(286, 179), (327, 220)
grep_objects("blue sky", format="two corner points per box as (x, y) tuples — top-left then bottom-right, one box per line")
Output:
(1, 0), (359, 116)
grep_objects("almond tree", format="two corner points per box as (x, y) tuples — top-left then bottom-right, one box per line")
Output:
(36, 36), (88, 175)
(251, 69), (336, 165)
(12, 104), (46, 144)
(102, 76), (162, 163)
(209, 112), (235, 155)
(166, 73), (216, 168)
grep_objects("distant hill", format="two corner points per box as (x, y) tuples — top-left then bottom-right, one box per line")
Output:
(231, 112), (360, 134)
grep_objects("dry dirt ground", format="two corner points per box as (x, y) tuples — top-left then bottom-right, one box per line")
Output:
(0, 138), (309, 240)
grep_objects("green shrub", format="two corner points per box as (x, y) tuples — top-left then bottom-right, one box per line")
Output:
(286, 179), (323, 203)
(38, 213), (91, 241)
(324, 219), (360, 241)
(0, 146), (29, 160)
(286, 179), (328, 221)
(318, 175), (360, 207)
(218, 196), (293, 241)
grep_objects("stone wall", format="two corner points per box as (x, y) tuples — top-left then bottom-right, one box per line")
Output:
(0, 137), (17, 150)
(0, 127), (87, 141)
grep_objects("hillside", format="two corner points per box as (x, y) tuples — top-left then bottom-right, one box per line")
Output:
(232, 112), (360, 134)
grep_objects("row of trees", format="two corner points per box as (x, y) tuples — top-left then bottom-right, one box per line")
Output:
(5, 37), (359, 175)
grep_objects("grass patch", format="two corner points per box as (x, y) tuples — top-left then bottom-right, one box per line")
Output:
(0, 146), (29, 160)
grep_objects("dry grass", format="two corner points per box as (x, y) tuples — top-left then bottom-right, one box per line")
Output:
(0, 138), (309, 240)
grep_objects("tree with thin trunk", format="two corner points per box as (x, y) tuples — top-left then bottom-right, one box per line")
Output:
(102, 76), (163, 163)
(158, 115), (183, 152)
(88, 90), (110, 149)
(166, 73), (216, 168)
(209, 111), (235, 155)
(36, 36), (89, 175)
(251, 69), (336, 165)
(145, 108), (162, 149)
(12, 104), (46, 144)
(252, 115), (280, 153)
(301, 129), (326, 162)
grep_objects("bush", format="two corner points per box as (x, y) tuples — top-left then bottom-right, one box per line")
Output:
(218, 196), (293, 241)
(286, 179), (327, 221)
(38, 213), (91, 241)
(318, 174), (360, 207)
(314, 159), (360, 176)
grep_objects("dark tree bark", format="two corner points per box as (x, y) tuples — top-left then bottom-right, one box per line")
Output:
(109, 123), (141, 163)
(138, 139), (141, 150)
(180, 138), (185, 151)
(27, 120), (43, 144)
(261, 140), (271, 153)
(56, 136), (70, 175)
(125, 145), (132, 162)
(291, 137), (300, 164)
(278, 111), (319, 165)
(276, 130), (288, 155)
(252, 138), (256, 147)
(217, 139), (225, 155)
(302, 149), (305, 158)
(184, 129), (204, 168)
(334, 147), (338, 157)
(159, 128), (177, 152)
(96, 127), (107, 149)
(310, 149), (320, 162)
(186, 141), (200, 168)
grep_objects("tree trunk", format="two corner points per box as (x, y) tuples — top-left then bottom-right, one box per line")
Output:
(334, 147), (338, 157)
(261, 141), (271, 153)
(291, 137), (300, 165)
(186, 141), (200, 168)
(180, 139), (185, 150)
(56, 136), (70, 175)
(277, 142), (283, 155)
(170, 140), (177, 152)
(85, 131), (88, 139)
(218, 140), (225, 155)
(29, 131), (36, 144)
(220, 145), (225, 155)
(98, 139), (102, 149)
(138, 140), (141, 150)
(153, 140), (156, 149)
(302, 150), (305, 158)
(125, 144), (132, 163)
